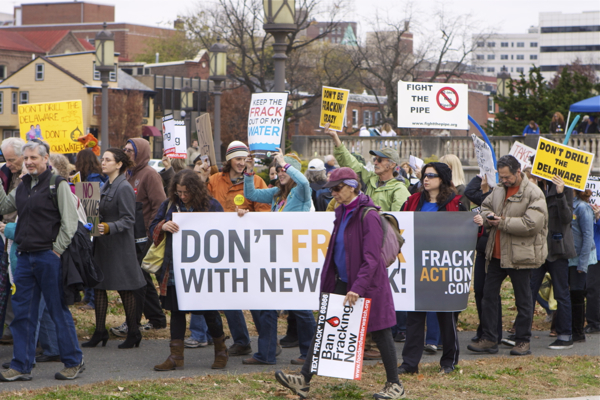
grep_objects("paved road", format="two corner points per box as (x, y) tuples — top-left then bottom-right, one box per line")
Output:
(0, 331), (597, 393)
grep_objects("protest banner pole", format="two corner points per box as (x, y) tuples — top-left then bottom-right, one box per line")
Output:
(468, 115), (498, 180)
(563, 115), (581, 145)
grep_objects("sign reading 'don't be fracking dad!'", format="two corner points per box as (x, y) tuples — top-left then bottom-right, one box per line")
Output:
(397, 81), (469, 130)
(320, 86), (350, 132)
(18, 100), (85, 154)
(247, 92), (288, 156)
(532, 137), (594, 191)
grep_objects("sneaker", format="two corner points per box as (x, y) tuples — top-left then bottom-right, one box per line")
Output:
(439, 366), (454, 374)
(470, 335), (481, 342)
(584, 325), (600, 334)
(229, 343), (252, 356)
(110, 321), (128, 338)
(501, 337), (516, 347)
(510, 341), (531, 356)
(141, 322), (161, 331)
(184, 338), (208, 348)
(0, 368), (32, 382)
(397, 366), (417, 375)
(467, 339), (498, 354)
(274, 370), (310, 399)
(394, 332), (406, 342)
(55, 360), (85, 380)
(548, 339), (574, 350)
(280, 335), (299, 348)
(373, 381), (405, 399)
(423, 344), (437, 354)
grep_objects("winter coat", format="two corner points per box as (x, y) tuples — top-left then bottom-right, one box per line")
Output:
(481, 173), (548, 270)
(333, 143), (410, 211)
(208, 172), (271, 212)
(244, 166), (311, 212)
(464, 175), (493, 253)
(539, 181), (576, 261)
(569, 198), (597, 272)
(320, 193), (396, 332)
(126, 138), (167, 233)
(85, 172), (108, 187)
(401, 191), (466, 212)
(94, 174), (145, 291)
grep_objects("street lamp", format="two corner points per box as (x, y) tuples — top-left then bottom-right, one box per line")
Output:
(181, 83), (193, 148)
(209, 38), (227, 165)
(263, 0), (296, 149)
(95, 22), (114, 155)
(496, 65), (511, 97)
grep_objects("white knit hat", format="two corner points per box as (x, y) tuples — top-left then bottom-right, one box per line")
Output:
(225, 141), (249, 161)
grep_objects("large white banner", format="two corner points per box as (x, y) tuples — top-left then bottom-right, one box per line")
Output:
(172, 212), (477, 311)
(397, 81), (468, 130)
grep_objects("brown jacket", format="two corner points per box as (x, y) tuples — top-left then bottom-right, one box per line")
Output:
(208, 172), (271, 212)
(126, 138), (166, 233)
(481, 173), (548, 270)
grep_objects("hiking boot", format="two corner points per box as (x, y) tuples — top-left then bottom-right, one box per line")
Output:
(467, 339), (498, 354)
(0, 368), (32, 381)
(510, 341), (531, 356)
(274, 370), (310, 399)
(373, 382), (405, 399)
(110, 321), (128, 337)
(364, 350), (382, 360)
(55, 360), (85, 380)
(423, 344), (437, 354)
(184, 338), (208, 348)
(228, 343), (252, 356)
(548, 339), (573, 350)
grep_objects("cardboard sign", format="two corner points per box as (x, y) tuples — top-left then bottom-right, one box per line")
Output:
(320, 86), (350, 132)
(247, 92), (288, 155)
(171, 211), (477, 311)
(75, 182), (101, 236)
(162, 114), (187, 158)
(532, 137), (594, 191)
(509, 142), (536, 170)
(18, 100), (85, 154)
(397, 82), (469, 130)
(587, 176), (600, 206)
(311, 293), (370, 380)
(194, 114), (217, 167)
(472, 134), (496, 187)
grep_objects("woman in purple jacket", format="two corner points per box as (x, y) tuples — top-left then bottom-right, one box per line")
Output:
(275, 167), (404, 400)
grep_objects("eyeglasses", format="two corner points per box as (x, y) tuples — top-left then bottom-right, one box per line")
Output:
(372, 156), (388, 163)
(331, 184), (346, 192)
(122, 147), (134, 153)
(423, 173), (439, 179)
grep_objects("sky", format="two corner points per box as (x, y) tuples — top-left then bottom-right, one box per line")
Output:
(0, 0), (598, 36)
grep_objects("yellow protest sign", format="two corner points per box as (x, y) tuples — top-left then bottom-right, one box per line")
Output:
(532, 137), (594, 191)
(71, 171), (81, 183)
(319, 86), (350, 132)
(19, 100), (85, 154)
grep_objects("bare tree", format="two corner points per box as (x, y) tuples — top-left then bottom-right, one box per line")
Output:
(96, 90), (144, 147)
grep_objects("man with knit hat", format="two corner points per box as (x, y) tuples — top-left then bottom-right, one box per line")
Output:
(197, 140), (270, 356)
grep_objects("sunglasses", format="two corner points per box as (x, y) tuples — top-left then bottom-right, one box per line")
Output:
(423, 173), (439, 179)
(331, 184), (346, 192)
(372, 156), (388, 163)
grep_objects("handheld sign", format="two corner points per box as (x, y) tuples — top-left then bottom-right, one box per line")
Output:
(409, 155), (424, 172)
(19, 100), (85, 154)
(320, 86), (350, 132)
(162, 114), (187, 159)
(532, 137), (594, 191)
(195, 113), (217, 167)
(71, 172), (81, 184)
(247, 92), (288, 156)
(75, 182), (101, 236)
(587, 176), (599, 205)
(397, 82), (468, 130)
(471, 134), (496, 187)
(311, 293), (370, 380)
(509, 141), (536, 170)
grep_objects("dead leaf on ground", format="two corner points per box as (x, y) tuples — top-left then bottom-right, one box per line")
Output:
(417, 374), (425, 381)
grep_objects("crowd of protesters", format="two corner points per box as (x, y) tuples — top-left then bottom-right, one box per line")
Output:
(0, 131), (597, 400)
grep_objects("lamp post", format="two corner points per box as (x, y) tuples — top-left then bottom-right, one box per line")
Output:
(209, 39), (227, 165)
(496, 65), (511, 97)
(181, 84), (193, 148)
(95, 22), (114, 156)
(263, 0), (296, 149)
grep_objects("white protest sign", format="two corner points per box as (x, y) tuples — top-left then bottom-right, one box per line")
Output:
(247, 92), (288, 155)
(471, 134), (496, 187)
(397, 81), (468, 130)
(311, 293), (369, 380)
(587, 176), (600, 206)
(171, 212), (477, 311)
(409, 155), (424, 172)
(509, 141), (536, 170)
(162, 114), (187, 158)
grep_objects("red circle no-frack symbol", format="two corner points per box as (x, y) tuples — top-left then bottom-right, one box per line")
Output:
(436, 87), (459, 111)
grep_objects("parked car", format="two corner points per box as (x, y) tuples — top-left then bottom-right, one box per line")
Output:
(148, 159), (164, 172)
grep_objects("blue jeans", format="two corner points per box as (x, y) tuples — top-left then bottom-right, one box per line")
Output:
(224, 310), (250, 346)
(391, 311), (407, 337)
(425, 312), (442, 346)
(293, 310), (317, 360)
(35, 295), (59, 357)
(10, 250), (82, 373)
(83, 286), (95, 308)
(189, 314), (212, 343)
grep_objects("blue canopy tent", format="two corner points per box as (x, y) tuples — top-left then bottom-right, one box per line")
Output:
(565, 95), (600, 132)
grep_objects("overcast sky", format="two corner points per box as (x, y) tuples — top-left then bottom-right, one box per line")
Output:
(1, 0), (598, 36)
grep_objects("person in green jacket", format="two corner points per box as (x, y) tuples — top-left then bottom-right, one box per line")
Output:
(324, 123), (410, 212)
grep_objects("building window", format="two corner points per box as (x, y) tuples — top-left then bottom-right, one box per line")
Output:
(11, 92), (17, 114)
(487, 42), (495, 47)
(516, 67), (524, 73)
(352, 109), (358, 128)
(501, 42), (508, 47)
(0, 92), (3, 114)
(476, 67), (484, 73)
(19, 91), (28, 104)
(501, 54), (508, 60)
(487, 97), (494, 114)
(35, 63), (44, 81)
(3, 130), (20, 140)
(0, 65), (6, 80)
(375, 111), (382, 124)
(487, 67), (495, 73)
(530, 54), (538, 60)
(476, 54), (484, 60)
(487, 118), (494, 128)
(487, 54), (495, 60)
(93, 94), (101, 116)
(530, 42), (538, 47)
(516, 42), (524, 47)
(143, 96), (150, 118)
(476, 41), (484, 47)
(516, 54), (524, 60)
(363, 110), (372, 126)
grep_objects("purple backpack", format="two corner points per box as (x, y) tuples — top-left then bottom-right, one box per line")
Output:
(361, 207), (405, 268)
